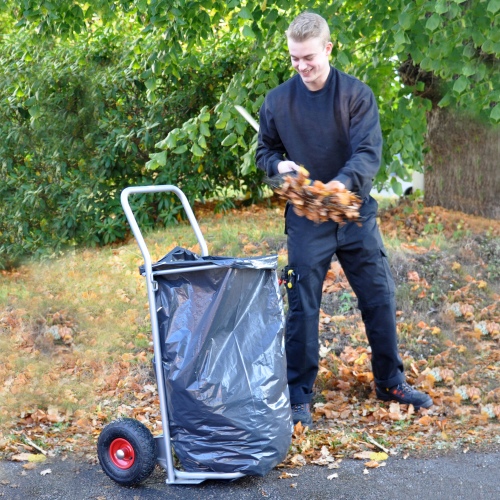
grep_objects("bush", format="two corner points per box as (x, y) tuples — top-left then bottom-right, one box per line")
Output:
(0, 26), (261, 268)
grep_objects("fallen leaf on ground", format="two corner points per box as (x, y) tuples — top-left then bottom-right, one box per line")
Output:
(279, 472), (299, 479)
(365, 460), (386, 468)
(11, 453), (46, 463)
(353, 451), (389, 461)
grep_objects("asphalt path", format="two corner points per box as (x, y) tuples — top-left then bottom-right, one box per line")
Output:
(1, 450), (500, 500)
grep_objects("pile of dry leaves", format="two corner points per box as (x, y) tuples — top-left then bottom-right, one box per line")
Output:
(276, 167), (361, 224)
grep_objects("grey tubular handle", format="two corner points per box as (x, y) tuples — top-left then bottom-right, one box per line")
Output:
(120, 185), (209, 270)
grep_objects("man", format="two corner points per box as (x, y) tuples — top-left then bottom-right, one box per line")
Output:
(256, 12), (432, 427)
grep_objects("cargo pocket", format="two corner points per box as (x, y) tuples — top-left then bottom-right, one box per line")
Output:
(380, 248), (395, 296)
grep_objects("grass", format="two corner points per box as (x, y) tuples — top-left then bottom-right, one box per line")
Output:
(1, 197), (499, 461)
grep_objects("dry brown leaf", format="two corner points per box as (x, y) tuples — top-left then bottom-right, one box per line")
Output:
(364, 460), (382, 468)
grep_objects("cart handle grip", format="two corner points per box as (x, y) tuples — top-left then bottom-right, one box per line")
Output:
(121, 186), (209, 280)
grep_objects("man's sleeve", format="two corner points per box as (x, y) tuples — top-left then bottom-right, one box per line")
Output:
(334, 86), (382, 195)
(255, 98), (286, 176)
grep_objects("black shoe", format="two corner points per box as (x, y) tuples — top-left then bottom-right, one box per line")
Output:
(291, 403), (313, 427)
(376, 382), (433, 410)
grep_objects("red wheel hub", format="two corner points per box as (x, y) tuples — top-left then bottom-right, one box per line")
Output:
(109, 438), (135, 469)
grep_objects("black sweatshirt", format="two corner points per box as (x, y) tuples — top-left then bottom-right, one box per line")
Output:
(256, 66), (382, 199)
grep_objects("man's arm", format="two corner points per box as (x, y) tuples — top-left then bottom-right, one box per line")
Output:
(330, 87), (382, 196)
(256, 99), (298, 176)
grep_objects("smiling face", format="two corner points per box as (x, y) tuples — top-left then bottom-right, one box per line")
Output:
(288, 36), (333, 91)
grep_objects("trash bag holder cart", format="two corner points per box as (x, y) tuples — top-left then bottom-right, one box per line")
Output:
(97, 185), (246, 486)
(97, 184), (292, 488)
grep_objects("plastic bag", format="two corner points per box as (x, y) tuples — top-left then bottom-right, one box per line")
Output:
(150, 247), (292, 476)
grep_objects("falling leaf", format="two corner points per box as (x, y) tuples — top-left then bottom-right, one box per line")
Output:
(363, 468), (369, 475)
(40, 468), (52, 476)
(327, 473), (339, 480)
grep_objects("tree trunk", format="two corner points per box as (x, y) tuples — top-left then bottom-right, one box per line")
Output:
(424, 108), (500, 219)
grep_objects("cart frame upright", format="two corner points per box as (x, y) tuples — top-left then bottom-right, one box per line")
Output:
(120, 185), (245, 485)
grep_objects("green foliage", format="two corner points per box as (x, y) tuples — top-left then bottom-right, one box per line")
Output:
(0, 1), (498, 266)
(0, 23), (260, 267)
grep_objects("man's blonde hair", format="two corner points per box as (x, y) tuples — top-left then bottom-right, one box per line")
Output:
(286, 12), (331, 46)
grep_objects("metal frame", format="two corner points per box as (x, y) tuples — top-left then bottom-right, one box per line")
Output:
(121, 185), (244, 485)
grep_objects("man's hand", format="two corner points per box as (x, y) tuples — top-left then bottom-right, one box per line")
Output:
(324, 180), (346, 191)
(277, 161), (301, 173)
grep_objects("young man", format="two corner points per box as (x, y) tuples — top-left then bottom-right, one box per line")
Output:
(256, 12), (432, 427)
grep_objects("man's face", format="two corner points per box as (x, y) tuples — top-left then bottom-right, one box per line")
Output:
(288, 36), (333, 91)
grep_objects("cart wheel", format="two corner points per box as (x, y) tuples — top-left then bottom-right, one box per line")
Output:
(97, 418), (156, 486)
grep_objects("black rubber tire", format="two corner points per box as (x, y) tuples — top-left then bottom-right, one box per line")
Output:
(97, 418), (156, 486)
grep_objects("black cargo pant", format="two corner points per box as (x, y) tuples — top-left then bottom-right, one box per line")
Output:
(284, 195), (404, 405)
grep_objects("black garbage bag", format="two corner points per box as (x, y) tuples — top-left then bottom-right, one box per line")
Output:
(149, 247), (292, 477)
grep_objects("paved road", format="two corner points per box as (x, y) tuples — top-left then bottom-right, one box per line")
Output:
(1, 450), (500, 500)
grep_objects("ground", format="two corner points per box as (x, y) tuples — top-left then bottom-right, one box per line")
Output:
(0, 197), (499, 472)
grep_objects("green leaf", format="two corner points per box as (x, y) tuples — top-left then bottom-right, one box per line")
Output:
(145, 78), (156, 91)
(221, 133), (237, 146)
(172, 144), (188, 155)
(438, 93), (453, 108)
(453, 76), (468, 94)
(462, 64), (476, 77)
(426, 14), (441, 32)
(200, 122), (210, 137)
(146, 151), (167, 170)
(156, 130), (178, 149)
(199, 112), (210, 122)
(28, 106), (42, 119)
(336, 50), (350, 66)
(242, 25), (255, 38)
(490, 104), (500, 122)
(215, 111), (231, 129)
(394, 29), (407, 47)
(434, 1), (449, 14)
(198, 135), (207, 149)
(191, 143), (204, 157)
(398, 12), (413, 30)
(390, 176), (403, 196)
(238, 7), (253, 20)
(255, 82), (267, 94)
(487, 0), (500, 14)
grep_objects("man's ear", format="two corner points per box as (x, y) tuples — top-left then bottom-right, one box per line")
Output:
(325, 41), (333, 56)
